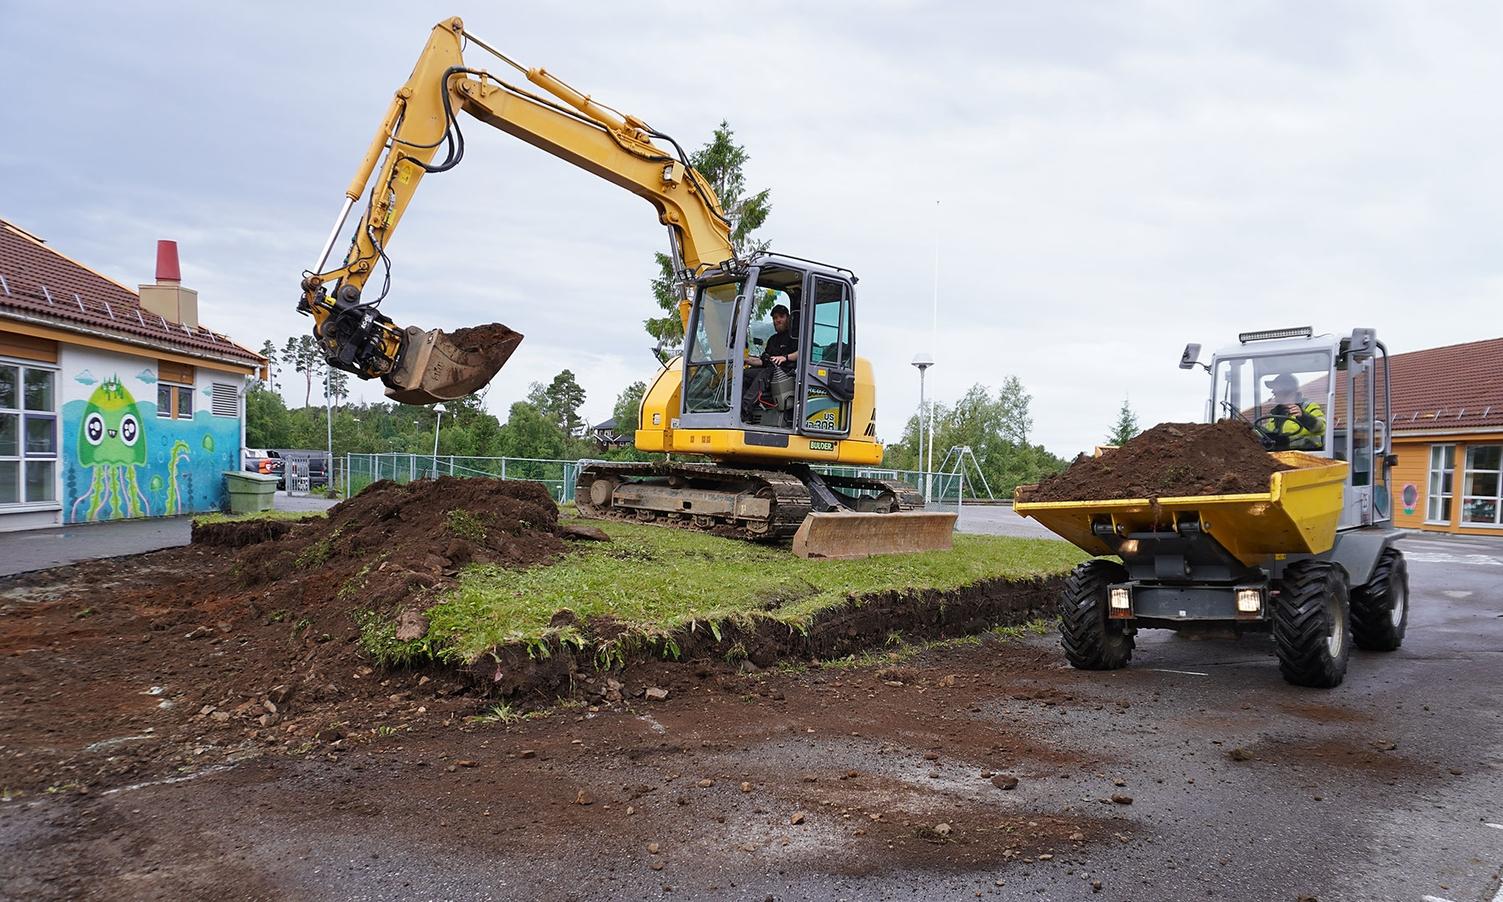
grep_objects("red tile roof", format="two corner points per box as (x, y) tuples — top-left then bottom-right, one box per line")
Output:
(1389, 336), (1503, 433)
(0, 219), (263, 367)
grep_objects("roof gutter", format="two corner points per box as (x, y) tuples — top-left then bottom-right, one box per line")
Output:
(0, 308), (263, 372)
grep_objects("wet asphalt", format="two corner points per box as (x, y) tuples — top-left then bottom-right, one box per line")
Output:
(760, 531), (1503, 901)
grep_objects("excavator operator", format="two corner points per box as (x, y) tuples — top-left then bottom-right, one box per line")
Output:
(1263, 372), (1326, 450)
(741, 304), (798, 421)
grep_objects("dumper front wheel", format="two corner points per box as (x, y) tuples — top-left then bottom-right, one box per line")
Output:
(1272, 561), (1350, 688)
(1351, 548), (1407, 652)
(1059, 559), (1134, 670)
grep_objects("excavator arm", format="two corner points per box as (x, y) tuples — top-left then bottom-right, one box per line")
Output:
(299, 16), (735, 404)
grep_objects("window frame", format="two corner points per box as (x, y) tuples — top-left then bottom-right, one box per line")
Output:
(1460, 443), (1503, 527)
(1425, 443), (1455, 525)
(0, 358), (60, 509)
(156, 380), (196, 420)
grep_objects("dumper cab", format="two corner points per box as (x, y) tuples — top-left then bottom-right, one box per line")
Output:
(1016, 326), (1410, 688)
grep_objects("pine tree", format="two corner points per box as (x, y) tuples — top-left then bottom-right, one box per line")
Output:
(645, 121), (772, 345)
(1106, 398), (1140, 447)
(258, 339), (280, 391)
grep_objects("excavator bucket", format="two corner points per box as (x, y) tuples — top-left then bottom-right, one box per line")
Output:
(384, 323), (523, 405)
(792, 511), (958, 560)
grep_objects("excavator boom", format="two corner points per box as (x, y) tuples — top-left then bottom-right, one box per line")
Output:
(298, 16), (732, 404)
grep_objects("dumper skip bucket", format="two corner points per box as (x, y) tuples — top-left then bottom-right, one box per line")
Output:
(1013, 451), (1348, 566)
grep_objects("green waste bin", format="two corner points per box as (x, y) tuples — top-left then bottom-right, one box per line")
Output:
(225, 471), (279, 514)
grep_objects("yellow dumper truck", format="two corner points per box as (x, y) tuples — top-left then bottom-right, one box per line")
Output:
(1016, 328), (1408, 688)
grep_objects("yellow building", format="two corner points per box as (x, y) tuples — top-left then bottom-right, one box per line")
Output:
(1387, 337), (1503, 535)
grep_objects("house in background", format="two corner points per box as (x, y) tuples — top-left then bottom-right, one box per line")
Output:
(0, 219), (264, 531)
(590, 417), (632, 450)
(1387, 336), (1503, 535)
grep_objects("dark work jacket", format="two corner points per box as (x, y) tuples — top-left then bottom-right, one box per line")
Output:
(763, 329), (797, 368)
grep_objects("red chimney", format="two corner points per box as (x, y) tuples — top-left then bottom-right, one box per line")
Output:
(155, 239), (181, 284)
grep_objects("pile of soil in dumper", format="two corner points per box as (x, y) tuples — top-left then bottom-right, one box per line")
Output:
(1017, 420), (1292, 503)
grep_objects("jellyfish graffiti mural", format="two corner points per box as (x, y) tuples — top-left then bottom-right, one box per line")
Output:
(72, 376), (151, 520)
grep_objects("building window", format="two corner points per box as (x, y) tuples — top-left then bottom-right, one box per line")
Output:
(1426, 444), (1455, 524)
(1461, 444), (1502, 526)
(0, 361), (58, 505)
(157, 382), (195, 420)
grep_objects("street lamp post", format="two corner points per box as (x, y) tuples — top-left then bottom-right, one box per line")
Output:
(911, 353), (934, 504)
(431, 403), (447, 478)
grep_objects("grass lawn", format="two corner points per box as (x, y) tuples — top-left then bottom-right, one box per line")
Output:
(192, 509), (326, 526)
(425, 518), (1085, 664)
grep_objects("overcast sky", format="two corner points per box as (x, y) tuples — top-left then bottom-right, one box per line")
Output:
(4, 1), (1500, 457)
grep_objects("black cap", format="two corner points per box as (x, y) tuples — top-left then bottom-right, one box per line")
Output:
(771, 304), (789, 317)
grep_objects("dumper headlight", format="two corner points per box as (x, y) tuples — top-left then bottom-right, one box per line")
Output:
(1108, 586), (1131, 611)
(1235, 588), (1262, 614)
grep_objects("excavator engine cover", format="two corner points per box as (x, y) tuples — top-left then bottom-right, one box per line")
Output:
(384, 323), (522, 405)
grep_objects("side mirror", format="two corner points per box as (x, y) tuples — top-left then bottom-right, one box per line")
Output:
(1179, 343), (1202, 370)
(1348, 328), (1377, 356)
(1385, 453), (1399, 468)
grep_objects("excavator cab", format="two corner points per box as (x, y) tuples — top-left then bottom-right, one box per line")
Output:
(680, 255), (856, 439)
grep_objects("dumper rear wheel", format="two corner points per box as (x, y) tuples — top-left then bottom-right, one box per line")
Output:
(1059, 559), (1133, 670)
(1272, 560), (1350, 688)
(1351, 548), (1407, 652)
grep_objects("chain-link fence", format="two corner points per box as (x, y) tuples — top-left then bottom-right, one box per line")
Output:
(336, 453), (1002, 506)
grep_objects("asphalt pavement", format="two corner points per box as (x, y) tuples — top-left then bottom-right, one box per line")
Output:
(0, 493), (338, 577)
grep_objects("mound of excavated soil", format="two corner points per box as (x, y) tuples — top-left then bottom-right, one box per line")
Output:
(446, 322), (523, 371)
(1017, 420), (1292, 503)
(234, 476), (566, 608)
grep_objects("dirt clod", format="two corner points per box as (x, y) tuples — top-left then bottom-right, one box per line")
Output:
(560, 523), (611, 542)
(1017, 421), (1292, 502)
(992, 774), (1019, 790)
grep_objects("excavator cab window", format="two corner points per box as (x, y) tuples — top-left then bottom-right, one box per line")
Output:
(684, 280), (744, 413)
(800, 277), (854, 436)
(738, 267), (803, 429)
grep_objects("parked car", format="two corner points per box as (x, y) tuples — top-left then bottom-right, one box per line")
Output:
(243, 448), (284, 482)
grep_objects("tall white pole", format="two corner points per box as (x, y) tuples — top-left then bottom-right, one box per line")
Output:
(918, 368), (926, 502)
(926, 200), (939, 502)
(324, 365), (333, 492)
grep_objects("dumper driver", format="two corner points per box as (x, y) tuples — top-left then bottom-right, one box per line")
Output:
(741, 304), (799, 420)
(1261, 372), (1326, 450)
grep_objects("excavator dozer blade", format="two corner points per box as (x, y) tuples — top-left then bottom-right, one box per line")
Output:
(384, 323), (523, 405)
(792, 511), (958, 560)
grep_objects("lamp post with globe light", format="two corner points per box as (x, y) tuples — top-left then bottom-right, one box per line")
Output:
(431, 403), (447, 477)
(911, 353), (934, 503)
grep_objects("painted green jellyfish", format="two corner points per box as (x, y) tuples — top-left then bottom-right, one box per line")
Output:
(73, 376), (150, 520)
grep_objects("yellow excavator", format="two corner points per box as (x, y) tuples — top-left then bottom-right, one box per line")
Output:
(297, 17), (955, 556)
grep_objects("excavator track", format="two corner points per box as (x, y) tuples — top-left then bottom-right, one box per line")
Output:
(575, 462), (812, 541)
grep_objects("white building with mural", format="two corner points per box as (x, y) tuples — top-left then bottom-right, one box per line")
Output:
(0, 219), (264, 532)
